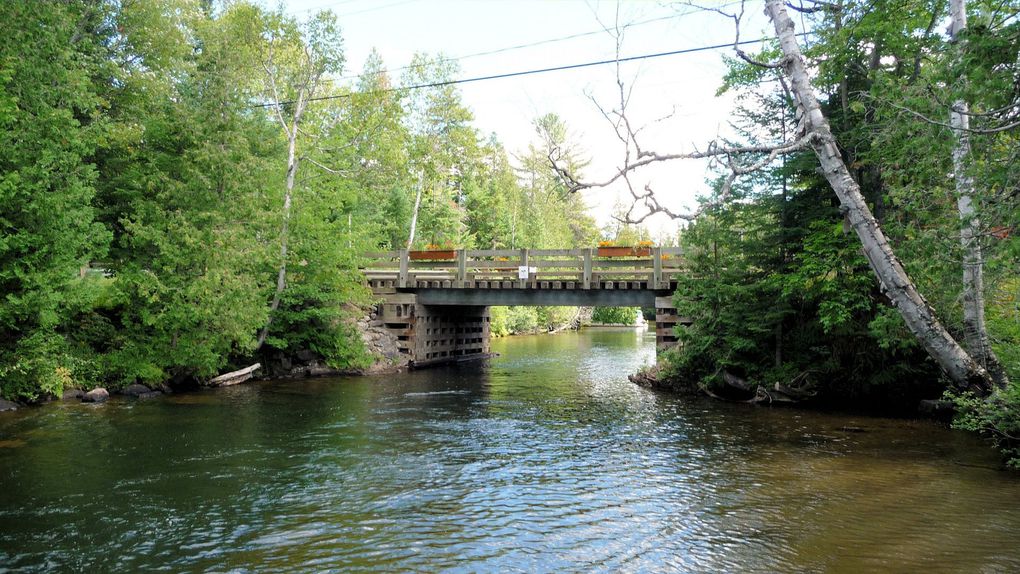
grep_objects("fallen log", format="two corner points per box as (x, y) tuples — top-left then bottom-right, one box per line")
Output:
(208, 363), (261, 387)
(721, 370), (754, 393)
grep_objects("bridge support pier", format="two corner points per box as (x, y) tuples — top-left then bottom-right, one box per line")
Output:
(376, 293), (491, 367)
(655, 296), (688, 353)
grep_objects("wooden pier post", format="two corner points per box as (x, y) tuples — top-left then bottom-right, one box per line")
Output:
(652, 246), (662, 289)
(582, 248), (592, 289)
(456, 249), (467, 288)
(518, 248), (530, 289)
(398, 249), (409, 289)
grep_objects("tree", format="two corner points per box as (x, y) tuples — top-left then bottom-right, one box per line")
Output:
(515, 114), (598, 248)
(0, 1), (110, 398)
(401, 53), (479, 248)
(257, 9), (345, 349)
(556, 0), (1002, 394)
(94, 1), (278, 385)
(764, 0), (997, 393)
(947, 0), (1009, 386)
(337, 50), (414, 249)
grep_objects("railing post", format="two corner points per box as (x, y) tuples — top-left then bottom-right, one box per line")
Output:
(582, 248), (592, 289)
(398, 249), (409, 289)
(456, 249), (467, 288)
(518, 248), (529, 289)
(652, 246), (662, 289)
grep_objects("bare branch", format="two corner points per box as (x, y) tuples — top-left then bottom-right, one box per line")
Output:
(880, 96), (1020, 134)
(686, 1), (782, 68)
(784, 0), (838, 14)
(303, 156), (348, 176)
(553, 132), (814, 195)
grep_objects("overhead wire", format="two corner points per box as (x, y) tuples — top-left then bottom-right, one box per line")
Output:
(254, 34), (788, 109)
(326, 13), (683, 84)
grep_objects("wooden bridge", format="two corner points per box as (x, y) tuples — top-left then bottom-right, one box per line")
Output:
(360, 248), (688, 367)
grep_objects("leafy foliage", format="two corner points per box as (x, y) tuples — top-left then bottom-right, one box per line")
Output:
(0, 1), (110, 399)
(0, 0), (607, 398)
(591, 307), (640, 325)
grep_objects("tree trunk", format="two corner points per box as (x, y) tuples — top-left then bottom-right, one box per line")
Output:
(256, 126), (298, 350)
(406, 171), (423, 248)
(948, 0), (1009, 387)
(764, 0), (994, 394)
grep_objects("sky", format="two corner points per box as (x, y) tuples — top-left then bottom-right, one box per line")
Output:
(282, 0), (776, 237)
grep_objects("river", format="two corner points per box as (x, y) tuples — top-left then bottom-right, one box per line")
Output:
(1, 328), (1018, 572)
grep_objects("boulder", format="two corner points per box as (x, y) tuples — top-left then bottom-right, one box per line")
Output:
(82, 388), (109, 403)
(919, 399), (955, 419)
(137, 391), (163, 400)
(0, 399), (18, 412)
(306, 363), (342, 377)
(119, 384), (152, 397)
(62, 388), (84, 401)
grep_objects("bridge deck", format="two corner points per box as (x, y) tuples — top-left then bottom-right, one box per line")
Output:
(361, 247), (685, 292)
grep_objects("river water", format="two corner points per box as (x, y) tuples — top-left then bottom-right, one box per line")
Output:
(1, 328), (1018, 573)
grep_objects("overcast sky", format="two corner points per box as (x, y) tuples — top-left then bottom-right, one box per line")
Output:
(283, 0), (776, 237)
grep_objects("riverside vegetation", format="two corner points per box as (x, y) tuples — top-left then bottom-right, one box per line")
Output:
(0, 1), (599, 400)
(638, 0), (1018, 465)
(0, 1), (1017, 464)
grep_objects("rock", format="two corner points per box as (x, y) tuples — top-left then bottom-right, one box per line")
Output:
(306, 364), (342, 377)
(82, 388), (109, 403)
(919, 399), (955, 418)
(119, 384), (152, 397)
(62, 388), (84, 401)
(137, 391), (163, 399)
(295, 349), (317, 362)
(0, 399), (18, 412)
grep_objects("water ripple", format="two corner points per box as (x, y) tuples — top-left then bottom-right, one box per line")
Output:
(1, 330), (1019, 572)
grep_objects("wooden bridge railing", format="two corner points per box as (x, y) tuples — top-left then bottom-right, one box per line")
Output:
(361, 247), (684, 290)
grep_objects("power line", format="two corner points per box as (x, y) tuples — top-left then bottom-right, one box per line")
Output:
(293, 0), (417, 16)
(328, 13), (682, 84)
(256, 35), (782, 109)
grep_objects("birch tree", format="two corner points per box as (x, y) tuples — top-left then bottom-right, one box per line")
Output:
(558, 0), (1000, 394)
(257, 10), (344, 350)
(948, 0), (1009, 386)
(763, 0), (995, 393)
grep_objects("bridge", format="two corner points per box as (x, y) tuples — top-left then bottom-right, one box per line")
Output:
(361, 248), (688, 367)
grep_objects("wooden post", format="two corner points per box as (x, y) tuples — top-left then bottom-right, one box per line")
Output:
(582, 248), (592, 289)
(398, 249), (409, 289)
(652, 246), (662, 289)
(456, 249), (467, 288)
(518, 248), (529, 289)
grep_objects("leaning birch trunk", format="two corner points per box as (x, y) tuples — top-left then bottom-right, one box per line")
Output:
(764, 0), (994, 394)
(256, 126), (298, 350)
(948, 0), (1008, 387)
(256, 76), (311, 351)
(406, 172), (423, 248)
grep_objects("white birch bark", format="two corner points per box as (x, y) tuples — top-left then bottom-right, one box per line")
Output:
(406, 172), (423, 248)
(259, 120), (297, 350)
(256, 38), (319, 351)
(948, 0), (1008, 387)
(764, 0), (993, 393)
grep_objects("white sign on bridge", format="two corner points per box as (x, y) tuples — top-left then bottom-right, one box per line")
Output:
(518, 266), (537, 280)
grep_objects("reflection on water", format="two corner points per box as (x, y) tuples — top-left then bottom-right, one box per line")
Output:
(1, 327), (1018, 572)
